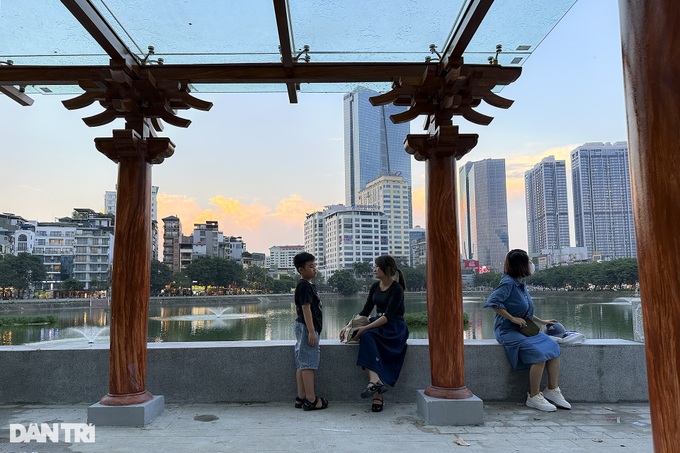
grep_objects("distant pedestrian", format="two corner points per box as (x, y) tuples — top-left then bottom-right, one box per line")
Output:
(484, 249), (571, 412)
(340, 254), (409, 412)
(293, 252), (328, 411)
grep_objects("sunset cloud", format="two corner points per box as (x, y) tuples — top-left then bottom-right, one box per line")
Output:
(272, 195), (322, 224)
(157, 193), (322, 253)
(504, 145), (576, 201)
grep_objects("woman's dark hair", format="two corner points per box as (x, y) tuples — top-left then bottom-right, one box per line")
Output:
(375, 255), (406, 290)
(504, 249), (531, 278)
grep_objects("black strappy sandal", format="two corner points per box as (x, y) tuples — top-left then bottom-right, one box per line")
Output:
(302, 396), (329, 411)
(295, 396), (305, 409)
(371, 396), (384, 412)
(361, 381), (388, 398)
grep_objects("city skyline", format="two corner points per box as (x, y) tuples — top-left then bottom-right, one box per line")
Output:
(0, 0), (627, 255)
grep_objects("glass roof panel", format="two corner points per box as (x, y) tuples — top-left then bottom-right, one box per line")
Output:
(0, 0), (578, 94)
(288, 0), (466, 63)
(90, 0), (283, 64)
(462, 0), (577, 65)
(0, 0), (109, 65)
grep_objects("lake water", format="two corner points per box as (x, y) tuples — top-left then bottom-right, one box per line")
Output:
(0, 292), (638, 346)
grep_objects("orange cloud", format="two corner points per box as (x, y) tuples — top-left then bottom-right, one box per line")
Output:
(412, 186), (426, 228)
(272, 195), (322, 224)
(156, 193), (322, 253)
(504, 145), (576, 201)
(208, 196), (270, 230)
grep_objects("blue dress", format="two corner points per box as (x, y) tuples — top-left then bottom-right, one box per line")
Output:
(484, 274), (560, 370)
(356, 281), (409, 386)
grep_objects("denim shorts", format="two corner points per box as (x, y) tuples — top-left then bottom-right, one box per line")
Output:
(294, 321), (320, 370)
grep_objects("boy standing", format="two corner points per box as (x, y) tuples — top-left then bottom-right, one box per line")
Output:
(293, 252), (328, 411)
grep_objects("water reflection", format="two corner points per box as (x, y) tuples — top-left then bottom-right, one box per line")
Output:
(0, 293), (637, 346)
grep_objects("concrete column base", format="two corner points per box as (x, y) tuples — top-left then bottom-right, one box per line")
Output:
(88, 395), (164, 426)
(416, 390), (484, 425)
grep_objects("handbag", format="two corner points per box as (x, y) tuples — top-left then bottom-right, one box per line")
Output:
(517, 311), (541, 337)
(342, 314), (370, 344)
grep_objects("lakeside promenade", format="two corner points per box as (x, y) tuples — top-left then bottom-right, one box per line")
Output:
(0, 401), (653, 452)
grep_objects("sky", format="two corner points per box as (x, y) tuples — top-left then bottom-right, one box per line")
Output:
(0, 0), (628, 256)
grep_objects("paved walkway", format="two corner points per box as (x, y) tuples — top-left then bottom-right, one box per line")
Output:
(0, 401), (653, 452)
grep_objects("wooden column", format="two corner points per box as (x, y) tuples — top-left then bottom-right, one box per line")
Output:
(424, 153), (472, 399)
(619, 1), (680, 451)
(93, 126), (169, 406)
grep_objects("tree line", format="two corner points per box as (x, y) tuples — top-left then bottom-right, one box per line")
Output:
(4, 253), (636, 299)
(151, 258), (428, 297)
(472, 258), (639, 291)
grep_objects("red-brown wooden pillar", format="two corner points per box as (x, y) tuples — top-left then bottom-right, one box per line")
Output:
(424, 152), (472, 399)
(619, 1), (680, 451)
(403, 123), (478, 400)
(93, 126), (173, 406)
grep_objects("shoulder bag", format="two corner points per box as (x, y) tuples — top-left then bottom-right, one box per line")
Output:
(342, 314), (370, 344)
(517, 309), (541, 337)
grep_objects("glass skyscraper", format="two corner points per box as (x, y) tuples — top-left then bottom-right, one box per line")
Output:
(571, 142), (636, 260)
(525, 156), (570, 255)
(458, 159), (509, 272)
(343, 87), (411, 207)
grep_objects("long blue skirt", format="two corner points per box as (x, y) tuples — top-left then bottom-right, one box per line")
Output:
(356, 317), (409, 387)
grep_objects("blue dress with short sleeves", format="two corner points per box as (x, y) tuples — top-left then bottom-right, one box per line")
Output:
(484, 274), (560, 370)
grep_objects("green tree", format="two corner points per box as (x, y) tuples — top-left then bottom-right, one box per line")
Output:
(328, 269), (360, 296)
(0, 254), (17, 291)
(170, 270), (192, 294)
(150, 259), (173, 295)
(352, 260), (373, 279)
(266, 275), (297, 294)
(186, 257), (245, 289)
(245, 265), (268, 291)
(61, 278), (84, 292)
(401, 264), (426, 291)
(13, 253), (47, 297)
(473, 271), (502, 289)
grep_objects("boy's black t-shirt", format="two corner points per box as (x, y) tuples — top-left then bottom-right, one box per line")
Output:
(295, 279), (322, 333)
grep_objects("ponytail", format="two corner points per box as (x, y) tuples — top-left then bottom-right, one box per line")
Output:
(395, 268), (406, 291)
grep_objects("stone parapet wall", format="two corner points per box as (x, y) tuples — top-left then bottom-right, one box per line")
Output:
(0, 340), (647, 404)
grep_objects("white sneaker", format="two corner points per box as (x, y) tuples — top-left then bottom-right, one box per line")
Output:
(526, 392), (557, 412)
(543, 387), (572, 409)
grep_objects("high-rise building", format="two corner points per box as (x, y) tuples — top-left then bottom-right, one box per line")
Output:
(267, 245), (305, 271)
(304, 204), (388, 278)
(358, 175), (412, 265)
(458, 158), (509, 272)
(162, 215), (181, 273)
(571, 142), (636, 260)
(525, 156), (570, 255)
(192, 221), (222, 259)
(12, 208), (114, 293)
(343, 87), (411, 208)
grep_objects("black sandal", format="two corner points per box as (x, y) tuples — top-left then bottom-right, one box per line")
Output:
(295, 396), (305, 409)
(302, 396), (329, 411)
(361, 381), (388, 398)
(371, 397), (384, 412)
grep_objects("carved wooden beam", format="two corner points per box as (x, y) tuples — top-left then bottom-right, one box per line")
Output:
(63, 65), (212, 132)
(371, 63), (520, 130)
(95, 129), (174, 164)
